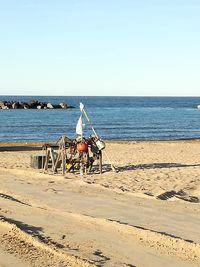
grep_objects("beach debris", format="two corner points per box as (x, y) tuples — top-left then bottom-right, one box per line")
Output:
(32, 102), (114, 175)
(0, 100), (75, 109)
(42, 135), (104, 175)
(78, 102), (116, 172)
(42, 103), (108, 175)
(31, 155), (46, 169)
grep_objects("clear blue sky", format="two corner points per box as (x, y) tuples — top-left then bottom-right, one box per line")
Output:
(0, 0), (199, 96)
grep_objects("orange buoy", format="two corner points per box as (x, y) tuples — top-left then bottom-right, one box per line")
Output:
(77, 142), (88, 152)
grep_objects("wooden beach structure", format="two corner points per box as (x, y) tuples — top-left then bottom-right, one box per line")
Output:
(31, 102), (116, 175)
(42, 135), (103, 175)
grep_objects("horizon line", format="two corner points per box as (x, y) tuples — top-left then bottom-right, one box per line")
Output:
(0, 95), (200, 98)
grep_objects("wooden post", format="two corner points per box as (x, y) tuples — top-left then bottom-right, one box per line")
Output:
(61, 136), (66, 175)
(62, 150), (66, 175)
(54, 149), (61, 173)
(99, 151), (102, 174)
(44, 149), (50, 171)
(49, 147), (56, 170)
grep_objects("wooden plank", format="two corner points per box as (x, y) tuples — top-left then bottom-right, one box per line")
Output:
(99, 151), (102, 174)
(54, 150), (61, 173)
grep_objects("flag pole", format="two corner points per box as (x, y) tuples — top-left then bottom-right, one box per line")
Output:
(82, 109), (98, 138)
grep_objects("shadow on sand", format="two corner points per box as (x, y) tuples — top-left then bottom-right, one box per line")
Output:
(156, 190), (200, 203)
(0, 215), (68, 249)
(101, 162), (200, 173)
(108, 218), (195, 244)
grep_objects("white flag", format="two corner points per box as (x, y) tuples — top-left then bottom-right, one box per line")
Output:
(80, 102), (84, 112)
(76, 115), (83, 136)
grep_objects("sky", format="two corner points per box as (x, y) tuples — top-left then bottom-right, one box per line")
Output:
(0, 0), (199, 96)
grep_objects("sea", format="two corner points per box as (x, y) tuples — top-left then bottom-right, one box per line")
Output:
(1, 96), (200, 142)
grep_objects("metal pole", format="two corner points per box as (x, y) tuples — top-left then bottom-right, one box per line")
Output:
(82, 108), (99, 138)
(82, 106), (116, 173)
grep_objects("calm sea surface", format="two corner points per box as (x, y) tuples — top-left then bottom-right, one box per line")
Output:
(1, 96), (200, 142)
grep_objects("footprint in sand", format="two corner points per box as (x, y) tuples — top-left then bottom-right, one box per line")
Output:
(43, 188), (63, 194)
(44, 188), (58, 193)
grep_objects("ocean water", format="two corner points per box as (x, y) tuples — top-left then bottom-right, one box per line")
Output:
(1, 96), (200, 142)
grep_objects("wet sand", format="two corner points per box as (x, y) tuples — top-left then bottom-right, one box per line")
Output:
(0, 140), (200, 266)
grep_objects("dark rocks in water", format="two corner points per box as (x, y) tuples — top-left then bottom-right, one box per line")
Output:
(59, 102), (75, 109)
(0, 101), (12, 109)
(0, 101), (7, 109)
(0, 100), (75, 109)
(47, 102), (54, 109)
(12, 101), (21, 109)
(60, 102), (67, 109)
(27, 100), (39, 109)
(23, 103), (30, 109)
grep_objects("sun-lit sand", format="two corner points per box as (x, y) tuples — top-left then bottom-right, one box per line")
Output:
(1, 140), (200, 266)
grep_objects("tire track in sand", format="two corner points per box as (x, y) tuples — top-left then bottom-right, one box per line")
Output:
(0, 219), (94, 267)
(57, 211), (200, 265)
(1, 189), (199, 265)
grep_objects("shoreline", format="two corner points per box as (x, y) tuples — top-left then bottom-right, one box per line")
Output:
(1, 138), (200, 151)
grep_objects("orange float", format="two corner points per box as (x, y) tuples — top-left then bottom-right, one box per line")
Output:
(77, 142), (88, 152)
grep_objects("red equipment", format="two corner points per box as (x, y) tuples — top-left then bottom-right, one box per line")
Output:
(77, 142), (88, 152)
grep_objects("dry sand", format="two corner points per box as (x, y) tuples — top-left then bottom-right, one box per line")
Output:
(1, 140), (200, 266)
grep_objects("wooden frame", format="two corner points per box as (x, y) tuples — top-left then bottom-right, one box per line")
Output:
(43, 135), (103, 175)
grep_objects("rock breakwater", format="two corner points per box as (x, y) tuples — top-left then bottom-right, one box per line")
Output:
(0, 100), (75, 109)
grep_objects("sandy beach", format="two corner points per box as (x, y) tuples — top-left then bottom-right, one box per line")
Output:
(1, 140), (200, 266)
